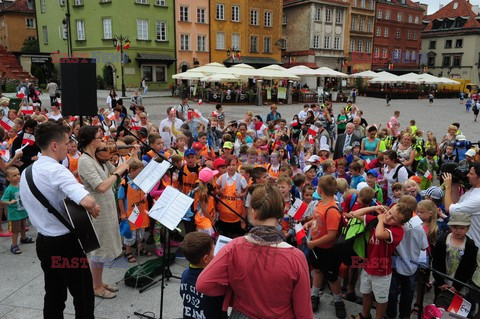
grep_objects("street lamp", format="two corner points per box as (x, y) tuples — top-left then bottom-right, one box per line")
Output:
(226, 47), (241, 62)
(112, 34), (129, 97)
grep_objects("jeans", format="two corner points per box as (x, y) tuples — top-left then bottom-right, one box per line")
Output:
(36, 233), (95, 319)
(386, 270), (417, 318)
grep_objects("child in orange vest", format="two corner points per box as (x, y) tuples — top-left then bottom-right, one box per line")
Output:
(142, 133), (164, 166)
(179, 149), (200, 197)
(118, 159), (151, 263)
(193, 168), (219, 237)
(62, 139), (81, 181)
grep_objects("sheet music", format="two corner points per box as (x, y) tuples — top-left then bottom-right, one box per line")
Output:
(148, 186), (193, 230)
(214, 235), (232, 256)
(133, 160), (170, 194)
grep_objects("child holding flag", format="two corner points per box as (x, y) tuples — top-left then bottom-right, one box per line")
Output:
(118, 159), (150, 262)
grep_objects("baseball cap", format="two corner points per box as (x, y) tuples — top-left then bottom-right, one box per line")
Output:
(303, 165), (317, 173)
(192, 142), (203, 150)
(351, 141), (361, 148)
(223, 141), (234, 149)
(466, 149), (476, 157)
(184, 149), (196, 157)
(448, 212), (471, 226)
(199, 167), (219, 183)
(213, 157), (227, 169)
(320, 144), (330, 152)
(421, 186), (444, 200)
(356, 182), (369, 191)
(410, 175), (421, 184)
(366, 169), (378, 178)
(457, 134), (466, 141)
(307, 155), (321, 163)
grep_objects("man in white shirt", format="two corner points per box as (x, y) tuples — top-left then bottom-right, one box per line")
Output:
(176, 96), (190, 121)
(444, 164), (480, 246)
(45, 80), (58, 104)
(20, 121), (99, 318)
(298, 104), (309, 123)
(159, 106), (183, 134)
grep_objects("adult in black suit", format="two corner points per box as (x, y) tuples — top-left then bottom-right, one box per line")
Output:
(333, 123), (361, 160)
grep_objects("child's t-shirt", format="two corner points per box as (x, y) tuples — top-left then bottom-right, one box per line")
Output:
(364, 214), (404, 276)
(350, 175), (365, 190)
(1, 184), (28, 221)
(310, 199), (341, 249)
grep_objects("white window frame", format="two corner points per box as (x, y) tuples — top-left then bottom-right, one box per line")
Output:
(102, 18), (112, 39)
(365, 41), (371, 53)
(216, 4), (225, 20)
(314, 7), (321, 21)
(377, 10), (382, 19)
(155, 21), (167, 41)
(385, 10), (390, 20)
(413, 32), (417, 40)
(350, 39), (355, 52)
(414, 16), (419, 24)
(250, 35), (258, 52)
(374, 47), (379, 58)
(367, 18), (372, 32)
(357, 40), (363, 52)
(382, 48), (387, 58)
(26, 18), (35, 28)
(405, 50), (410, 60)
(59, 25), (67, 39)
(384, 27), (388, 37)
(155, 0), (166, 6)
(74, 0), (83, 6)
(336, 10), (342, 23)
(324, 36), (330, 49)
(325, 8), (332, 22)
(396, 29), (401, 39)
(197, 35), (207, 52)
(264, 11), (272, 27)
(216, 32), (225, 49)
(42, 25), (48, 44)
(250, 9), (258, 25)
(408, 15), (412, 23)
(376, 27), (381, 36)
(411, 50), (416, 60)
(406, 31), (411, 40)
(263, 36), (271, 53)
(232, 33), (240, 50)
(136, 0), (148, 4)
(59, 0), (65, 7)
(180, 34), (190, 51)
(351, 16), (356, 30)
(41, 0), (46, 13)
(397, 13), (402, 22)
(369, 0), (374, 9)
(360, 0), (365, 8)
(394, 48), (401, 59)
(180, 6), (189, 22)
(313, 35), (320, 48)
(334, 36), (340, 49)
(137, 19), (149, 40)
(76, 20), (85, 40)
(232, 5), (240, 22)
(283, 14), (287, 25)
(359, 18), (364, 31)
(197, 8), (206, 23)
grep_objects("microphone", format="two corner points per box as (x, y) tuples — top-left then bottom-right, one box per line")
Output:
(115, 113), (127, 142)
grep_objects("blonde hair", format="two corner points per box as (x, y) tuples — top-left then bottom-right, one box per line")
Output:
(129, 159), (144, 171)
(418, 199), (438, 246)
(403, 179), (420, 194)
(277, 174), (292, 186)
(336, 178), (348, 193)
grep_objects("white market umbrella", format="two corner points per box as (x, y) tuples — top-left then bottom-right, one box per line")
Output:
(257, 65), (300, 80)
(416, 73), (443, 84)
(172, 71), (207, 80)
(192, 62), (228, 75)
(228, 63), (261, 78)
(438, 77), (461, 84)
(397, 73), (422, 84)
(201, 73), (241, 83)
(288, 65), (317, 76)
(350, 70), (378, 78)
(368, 72), (401, 84)
(313, 67), (349, 78)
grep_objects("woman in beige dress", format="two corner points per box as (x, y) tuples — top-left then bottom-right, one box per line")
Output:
(77, 126), (134, 299)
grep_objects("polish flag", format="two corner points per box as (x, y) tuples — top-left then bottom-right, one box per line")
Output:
(131, 120), (142, 130)
(128, 205), (144, 228)
(387, 122), (392, 129)
(22, 133), (35, 146)
(211, 111), (217, 117)
(0, 117), (14, 130)
(447, 291), (471, 317)
(288, 198), (309, 221)
(290, 120), (299, 127)
(21, 105), (34, 115)
(106, 112), (115, 120)
(424, 170), (433, 180)
(188, 109), (201, 120)
(308, 135), (315, 145)
(307, 125), (319, 136)
(0, 149), (9, 162)
(198, 99), (203, 105)
(295, 223), (306, 245)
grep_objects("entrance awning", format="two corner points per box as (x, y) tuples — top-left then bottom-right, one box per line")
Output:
(223, 56), (281, 68)
(136, 53), (176, 66)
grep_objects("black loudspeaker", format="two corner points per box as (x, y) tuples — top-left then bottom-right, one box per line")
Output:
(60, 58), (97, 116)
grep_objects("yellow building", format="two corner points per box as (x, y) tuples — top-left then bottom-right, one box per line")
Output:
(0, 0), (37, 52)
(210, 0), (283, 67)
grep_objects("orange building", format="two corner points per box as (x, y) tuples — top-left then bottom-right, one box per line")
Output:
(0, 0), (37, 52)
(210, 0), (283, 67)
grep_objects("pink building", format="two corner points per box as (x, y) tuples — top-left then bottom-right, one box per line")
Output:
(176, 0), (210, 72)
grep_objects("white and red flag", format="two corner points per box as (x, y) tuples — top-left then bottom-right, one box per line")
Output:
(288, 198), (309, 221)
(295, 223), (306, 245)
(128, 205), (144, 228)
(307, 125), (319, 136)
(0, 117), (14, 130)
(21, 105), (34, 115)
(22, 133), (35, 146)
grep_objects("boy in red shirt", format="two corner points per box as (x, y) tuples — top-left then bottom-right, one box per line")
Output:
(304, 175), (346, 318)
(350, 203), (413, 319)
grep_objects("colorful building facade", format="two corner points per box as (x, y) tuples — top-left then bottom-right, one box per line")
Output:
(346, 0), (375, 73)
(0, 0), (37, 52)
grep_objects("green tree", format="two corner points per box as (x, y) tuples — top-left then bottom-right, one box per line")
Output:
(20, 37), (39, 52)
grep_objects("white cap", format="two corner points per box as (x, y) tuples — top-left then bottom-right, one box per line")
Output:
(466, 149), (476, 157)
(356, 182), (369, 191)
(320, 144), (330, 152)
(457, 135), (466, 141)
(307, 155), (321, 163)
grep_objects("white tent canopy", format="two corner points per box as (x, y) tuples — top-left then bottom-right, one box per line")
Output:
(228, 63), (261, 78)
(438, 77), (461, 84)
(350, 70), (379, 78)
(172, 71), (206, 80)
(314, 67), (349, 78)
(368, 72), (401, 84)
(257, 65), (300, 80)
(288, 65), (317, 76)
(190, 62), (228, 75)
(397, 73), (423, 84)
(415, 73), (444, 84)
(201, 73), (241, 83)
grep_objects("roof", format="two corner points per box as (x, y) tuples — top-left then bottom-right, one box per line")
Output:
(377, 0), (422, 9)
(284, 0), (351, 7)
(0, 0), (34, 14)
(423, 0), (480, 31)
(223, 56), (282, 66)
(136, 53), (176, 65)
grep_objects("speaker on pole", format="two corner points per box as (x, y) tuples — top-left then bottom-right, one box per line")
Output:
(60, 58), (97, 116)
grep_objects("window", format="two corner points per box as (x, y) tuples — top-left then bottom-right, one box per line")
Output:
(59, 0), (65, 6)
(385, 10), (390, 20)
(336, 10), (342, 23)
(413, 32), (417, 40)
(414, 16), (419, 24)
(376, 27), (381, 36)
(42, 25), (48, 44)
(137, 19), (148, 40)
(103, 18), (112, 39)
(443, 56), (451, 67)
(180, 6), (188, 22)
(180, 34), (189, 50)
(197, 35), (207, 52)
(313, 35), (320, 48)
(445, 40), (452, 48)
(197, 8), (206, 23)
(375, 47), (379, 58)
(314, 8), (321, 21)
(397, 13), (402, 22)
(369, 0), (374, 9)
(216, 4), (225, 20)
(334, 37), (340, 49)
(455, 39), (463, 48)
(411, 51), (415, 60)
(156, 21), (167, 41)
(264, 37), (271, 53)
(405, 50), (410, 60)
(351, 16), (356, 30)
(41, 0), (45, 13)
(357, 40), (363, 52)
(395, 29), (400, 39)
(283, 14), (287, 25)
(353, 0), (357, 7)
(428, 56), (435, 67)
(350, 39), (355, 52)
(377, 10), (382, 19)
(325, 9), (332, 22)
(359, 18), (364, 31)
(367, 18), (372, 32)
(324, 36), (330, 49)
(365, 41), (371, 53)
(74, 0), (83, 6)
(384, 27), (388, 37)
(408, 15), (412, 23)
(136, 0), (147, 4)
(26, 18), (35, 28)
(250, 35), (258, 52)
(429, 40), (436, 49)
(250, 9), (258, 25)
(232, 6), (240, 22)
(60, 25), (67, 39)
(142, 65), (166, 82)
(76, 20), (85, 40)
(394, 48), (401, 59)
(406, 31), (411, 40)
(155, 0), (166, 5)
(360, 0), (365, 8)
(453, 55), (461, 67)
(264, 11), (272, 27)
(382, 48), (387, 58)
(232, 33), (240, 50)
(216, 32), (225, 49)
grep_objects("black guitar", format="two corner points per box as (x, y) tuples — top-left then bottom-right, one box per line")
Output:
(63, 198), (100, 254)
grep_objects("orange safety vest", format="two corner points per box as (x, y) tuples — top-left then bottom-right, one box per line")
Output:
(121, 180), (150, 231)
(67, 153), (79, 173)
(217, 173), (245, 223)
(181, 165), (198, 194)
(268, 164), (280, 179)
(194, 193), (216, 230)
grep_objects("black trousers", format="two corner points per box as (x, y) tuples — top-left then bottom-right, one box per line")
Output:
(36, 233), (95, 319)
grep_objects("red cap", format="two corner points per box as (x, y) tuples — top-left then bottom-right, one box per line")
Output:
(213, 157), (227, 169)
(192, 142), (203, 150)
(410, 175), (421, 184)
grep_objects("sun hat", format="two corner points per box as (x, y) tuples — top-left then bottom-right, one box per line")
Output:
(199, 167), (219, 183)
(466, 149), (476, 157)
(448, 212), (471, 226)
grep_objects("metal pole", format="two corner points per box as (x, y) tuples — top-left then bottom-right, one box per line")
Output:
(120, 36), (126, 97)
(65, 0), (73, 57)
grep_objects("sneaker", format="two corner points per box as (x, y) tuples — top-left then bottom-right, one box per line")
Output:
(311, 295), (320, 312)
(334, 301), (346, 319)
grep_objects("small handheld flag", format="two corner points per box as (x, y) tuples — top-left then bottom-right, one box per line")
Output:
(307, 125), (319, 136)
(288, 198), (308, 221)
(128, 205), (144, 228)
(295, 223), (306, 245)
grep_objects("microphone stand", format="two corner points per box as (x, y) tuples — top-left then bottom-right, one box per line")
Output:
(207, 186), (253, 231)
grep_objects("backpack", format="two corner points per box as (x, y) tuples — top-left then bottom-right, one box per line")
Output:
(392, 164), (415, 180)
(335, 217), (378, 264)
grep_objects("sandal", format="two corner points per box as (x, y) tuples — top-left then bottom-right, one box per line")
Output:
(94, 288), (116, 299)
(140, 249), (152, 257)
(124, 253), (136, 263)
(10, 245), (22, 254)
(20, 236), (34, 244)
(412, 303), (422, 315)
(103, 283), (119, 292)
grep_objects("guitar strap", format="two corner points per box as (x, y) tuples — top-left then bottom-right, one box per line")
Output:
(25, 165), (79, 238)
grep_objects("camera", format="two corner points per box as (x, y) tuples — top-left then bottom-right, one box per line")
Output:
(440, 162), (471, 189)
